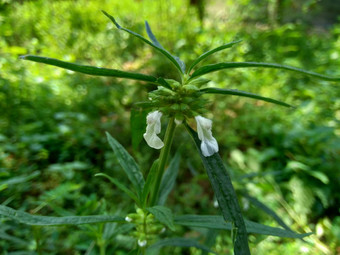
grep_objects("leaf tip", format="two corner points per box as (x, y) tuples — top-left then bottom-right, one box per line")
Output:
(102, 10), (121, 29)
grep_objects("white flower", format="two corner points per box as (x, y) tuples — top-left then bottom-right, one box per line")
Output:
(138, 239), (147, 247)
(125, 216), (132, 222)
(143, 111), (164, 149)
(195, 116), (219, 157)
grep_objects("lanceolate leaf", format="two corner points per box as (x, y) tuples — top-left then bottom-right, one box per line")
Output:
(147, 205), (175, 231)
(147, 238), (217, 254)
(240, 192), (292, 232)
(106, 132), (145, 198)
(185, 124), (250, 255)
(158, 152), (181, 205)
(187, 40), (242, 73)
(0, 205), (124, 226)
(102, 11), (185, 74)
(200, 87), (293, 108)
(174, 215), (311, 239)
(190, 62), (340, 81)
(95, 173), (140, 205)
(20, 55), (157, 82)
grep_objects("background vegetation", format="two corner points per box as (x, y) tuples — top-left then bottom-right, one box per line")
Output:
(1, 0), (339, 254)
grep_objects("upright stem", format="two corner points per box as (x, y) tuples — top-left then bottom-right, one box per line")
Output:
(149, 118), (176, 206)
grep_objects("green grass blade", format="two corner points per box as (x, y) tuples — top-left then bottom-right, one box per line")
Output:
(147, 205), (175, 231)
(106, 132), (145, 198)
(20, 55), (157, 82)
(200, 87), (293, 108)
(174, 215), (312, 239)
(190, 62), (340, 81)
(102, 11), (185, 74)
(95, 173), (140, 205)
(185, 124), (250, 255)
(187, 40), (242, 74)
(158, 152), (181, 205)
(0, 205), (124, 226)
(147, 238), (217, 254)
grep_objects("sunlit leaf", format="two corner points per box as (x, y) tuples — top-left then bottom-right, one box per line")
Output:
(201, 87), (293, 107)
(187, 40), (242, 73)
(102, 11), (185, 74)
(190, 62), (340, 81)
(20, 55), (157, 82)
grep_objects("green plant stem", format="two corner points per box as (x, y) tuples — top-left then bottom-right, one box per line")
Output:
(149, 118), (176, 206)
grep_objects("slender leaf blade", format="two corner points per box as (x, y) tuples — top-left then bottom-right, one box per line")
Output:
(174, 215), (311, 239)
(20, 55), (157, 82)
(147, 238), (217, 254)
(141, 159), (159, 206)
(241, 192), (292, 231)
(0, 205), (124, 226)
(201, 87), (293, 107)
(106, 132), (145, 197)
(147, 205), (175, 231)
(102, 11), (185, 74)
(185, 124), (250, 255)
(158, 152), (181, 205)
(190, 62), (340, 81)
(188, 40), (242, 73)
(145, 21), (164, 49)
(95, 173), (139, 204)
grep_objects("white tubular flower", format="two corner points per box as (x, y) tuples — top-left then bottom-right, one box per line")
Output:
(143, 111), (164, 149)
(195, 116), (219, 157)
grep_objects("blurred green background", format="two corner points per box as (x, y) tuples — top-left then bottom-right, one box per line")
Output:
(0, 0), (339, 254)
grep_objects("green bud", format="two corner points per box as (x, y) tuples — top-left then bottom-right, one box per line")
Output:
(164, 79), (181, 89)
(188, 77), (210, 87)
(183, 85), (199, 92)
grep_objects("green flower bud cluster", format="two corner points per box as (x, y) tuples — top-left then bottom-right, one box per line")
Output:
(148, 77), (211, 121)
(125, 208), (166, 247)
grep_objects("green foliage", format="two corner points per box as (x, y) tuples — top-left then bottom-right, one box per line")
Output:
(1, 0), (339, 254)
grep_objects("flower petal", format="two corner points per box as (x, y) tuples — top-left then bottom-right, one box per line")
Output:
(143, 111), (164, 149)
(195, 116), (219, 157)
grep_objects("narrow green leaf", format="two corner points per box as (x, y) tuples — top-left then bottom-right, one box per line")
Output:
(106, 132), (145, 197)
(187, 40), (242, 73)
(102, 11), (185, 74)
(130, 107), (148, 150)
(95, 173), (139, 205)
(141, 159), (159, 207)
(240, 191), (292, 232)
(200, 87), (293, 108)
(190, 62), (340, 81)
(0, 205), (124, 226)
(185, 124), (250, 255)
(156, 77), (172, 89)
(174, 215), (312, 239)
(0, 231), (28, 246)
(147, 205), (175, 231)
(20, 55), (157, 82)
(146, 237), (217, 254)
(145, 21), (164, 49)
(158, 152), (181, 205)
(0, 171), (40, 186)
